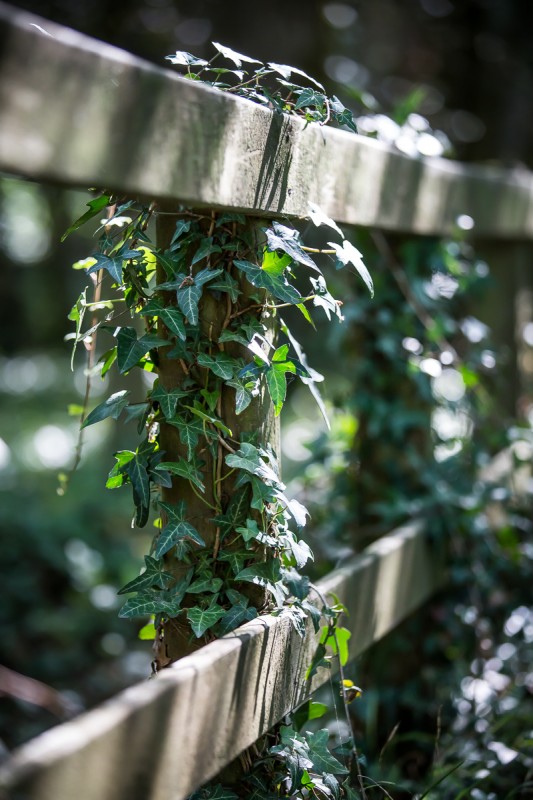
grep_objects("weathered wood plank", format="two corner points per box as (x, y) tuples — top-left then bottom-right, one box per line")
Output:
(0, 521), (444, 800)
(1, 3), (533, 238)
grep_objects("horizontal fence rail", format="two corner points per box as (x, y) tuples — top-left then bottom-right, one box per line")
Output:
(2, 2), (533, 238)
(0, 522), (444, 800)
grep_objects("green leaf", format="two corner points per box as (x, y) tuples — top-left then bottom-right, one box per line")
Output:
(328, 239), (373, 297)
(157, 459), (205, 492)
(294, 88), (326, 111)
(266, 365), (287, 416)
(124, 455), (150, 509)
(196, 352), (237, 381)
(138, 621), (156, 640)
(187, 576), (223, 594)
(320, 626), (351, 666)
(118, 591), (180, 619)
(67, 287), (87, 369)
(82, 390), (131, 428)
(306, 730), (348, 775)
(156, 517), (205, 558)
(235, 559), (282, 586)
(116, 328), (146, 373)
(235, 518), (260, 542)
(167, 415), (204, 459)
(308, 702), (329, 721)
(151, 381), (189, 419)
(208, 272), (241, 302)
(265, 222), (319, 270)
(262, 249), (292, 275)
(184, 404), (233, 438)
(61, 193), (110, 241)
(187, 604), (226, 637)
(177, 281), (202, 325)
(118, 555), (174, 594)
(233, 259), (301, 305)
(87, 248), (142, 286)
(217, 550), (252, 575)
(217, 603), (257, 635)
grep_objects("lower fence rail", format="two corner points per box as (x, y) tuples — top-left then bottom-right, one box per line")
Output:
(0, 520), (445, 800)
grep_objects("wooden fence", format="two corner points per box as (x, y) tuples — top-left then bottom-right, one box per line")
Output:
(0, 3), (531, 799)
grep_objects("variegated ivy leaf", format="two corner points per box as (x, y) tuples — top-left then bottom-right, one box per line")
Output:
(187, 604), (226, 637)
(118, 555), (174, 594)
(212, 41), (263, 67)
(328, 239), (374, 297)
(308, 202), (343, 237)
(150, 381), (189, 419)
(233, 260), (301, 305)
(265, 221), (319, 270)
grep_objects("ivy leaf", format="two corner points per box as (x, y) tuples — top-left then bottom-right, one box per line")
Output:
(234, 259), (301, 305)
(187, 604), (226, 637)
(157, 459), (205, 493)
(177, 281), (202, 326)
(226, 442), (280, 484)
(262, 249), (292, 275)
(184, 404), (232, 438)
(328, 239), (374, 297)
(150, 382), (189, 420)
(330, 96), (358, 133)
(235, 559), (282, 586)
(235, 518), (260, 542)
(217, 602), (257, 636)
(158, 306), (187, 340)
(124, 454), (150, 510)
(212, 41), (262, 67)
(86, 248), (142, 286)
(265, 222), (319, 270)
(294, 88), (326, 111)
(197, 352), (238, 381)
(82, 390), (131, 428)
(118, 555), (174, 594)
(208, 272), (241, 302)
(167, 415), (204, 459)
(308, 202), (343, 237)
(165, 51), (208, 67)
(227, 379), (254, 415)
(266, 364), (288, 416)
(187, 575), (223, 594)
(116, 328), (167, 373)
(310, 275), (343, 321)
(118, 591), (180, 619)
(305, 730), (348, 775)
(155, 517), (205, 558)
(191, 238), (222, 265)
(61, 193), (110, 241)
(267, 62), (324, 90)
(281, 320), (329, 429)
(217, 550), (252, 575)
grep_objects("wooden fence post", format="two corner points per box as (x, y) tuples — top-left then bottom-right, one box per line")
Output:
(154, 208), (280, 663)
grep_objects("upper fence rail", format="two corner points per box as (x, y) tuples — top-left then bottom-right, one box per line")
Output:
(1, 2), (533, 238)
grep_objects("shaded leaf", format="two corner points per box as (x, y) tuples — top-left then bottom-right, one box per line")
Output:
(82, 390), (130, 428)
(234, 259), (301, 304)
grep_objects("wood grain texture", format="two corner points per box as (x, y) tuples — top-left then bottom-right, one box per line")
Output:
(1, 3), (533, 237)
(0, 521), (444, 800)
